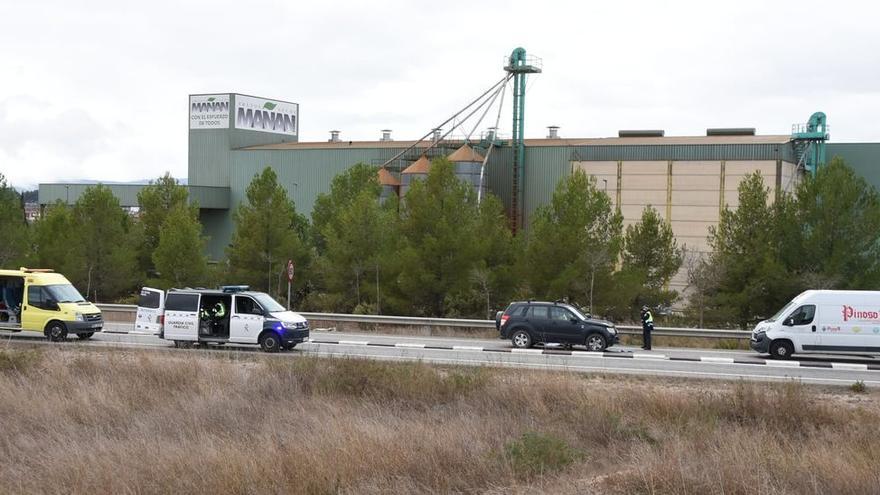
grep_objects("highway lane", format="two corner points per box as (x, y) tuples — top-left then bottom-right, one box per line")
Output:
(2, 327), (880, 386)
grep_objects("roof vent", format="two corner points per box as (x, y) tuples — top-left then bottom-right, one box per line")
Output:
(547, 126), (560, 138)
(432, 128), (442, 142)
(618, 130), (665, 138)
(381, 129), (393, 141)
(706, 128), (756, 136)
(486, 127), (497, 141)
(329, 130), (340, 142)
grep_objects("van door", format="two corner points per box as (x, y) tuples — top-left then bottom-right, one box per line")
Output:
(161, 292), (200, 342)
(135, 287), (165, 335)
(230, 294), (263, 344)
(783, 304), (820, 352)
(22, 285), (58, 332)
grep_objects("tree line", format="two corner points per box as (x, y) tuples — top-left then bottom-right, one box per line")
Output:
(0, 156), (876, 326)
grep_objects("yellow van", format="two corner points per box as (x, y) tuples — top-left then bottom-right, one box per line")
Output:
(0, 268), (103, 341)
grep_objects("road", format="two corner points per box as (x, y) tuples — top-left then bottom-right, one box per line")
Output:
(2, 323), (879, 386)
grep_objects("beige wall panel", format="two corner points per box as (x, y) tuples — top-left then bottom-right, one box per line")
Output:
(621, 161), (668, 175)
(672, 161), (721, 176)
(621, 174), (669, 190)
(671, 190), (722, 206)
(671, 205), (720, 222)
(573, 161), (618, 175)
(620, 204), (667, 221)
(671, 220), (715, 238)
(620, 189), (668, 205)
(725, 160), (777, 176)
(672, 174), (722, 191)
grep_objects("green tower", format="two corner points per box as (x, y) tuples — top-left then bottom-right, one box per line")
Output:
(505, 47), (542, 232)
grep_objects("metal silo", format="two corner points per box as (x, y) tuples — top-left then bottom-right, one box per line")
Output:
(400, 155), (431, 198)
(377, 167), (400, 203)
(447, 144), (486, 201)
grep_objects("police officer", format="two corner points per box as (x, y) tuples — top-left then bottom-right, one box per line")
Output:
(640, 305), (654, 350)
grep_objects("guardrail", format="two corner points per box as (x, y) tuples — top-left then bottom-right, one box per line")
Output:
(96, 304), (752, 340)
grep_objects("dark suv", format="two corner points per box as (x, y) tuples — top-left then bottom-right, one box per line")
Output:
(495, 301), (619, 351)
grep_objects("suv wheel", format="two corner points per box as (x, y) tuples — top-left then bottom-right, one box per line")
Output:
(511, 330), (533, 349)
(585, 333), (607, 352)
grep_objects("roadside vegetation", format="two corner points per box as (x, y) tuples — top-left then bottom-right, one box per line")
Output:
(0, 346), (877, 493)
(2, 156), (878, 328)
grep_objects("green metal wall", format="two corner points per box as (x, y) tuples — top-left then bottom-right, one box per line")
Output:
(826, 143), (880, 191)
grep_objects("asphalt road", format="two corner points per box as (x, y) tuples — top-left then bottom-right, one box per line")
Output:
(2, 323), (879, 387)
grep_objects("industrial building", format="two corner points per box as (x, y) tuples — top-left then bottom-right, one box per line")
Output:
(38, 50), (880, 296)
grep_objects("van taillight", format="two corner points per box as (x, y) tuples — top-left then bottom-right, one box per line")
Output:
(500, 314), (510, 326)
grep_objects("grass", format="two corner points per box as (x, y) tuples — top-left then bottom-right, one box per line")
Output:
(0, 346), (877, 493)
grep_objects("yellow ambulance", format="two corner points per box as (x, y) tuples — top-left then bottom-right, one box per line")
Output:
(0, 268), (103, 341)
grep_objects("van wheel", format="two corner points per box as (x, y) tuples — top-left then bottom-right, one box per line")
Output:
(260, 332), (281, 353)
(511, 330), (532, 349)
(174, 341), (194, 349)
(77, 332), (94, 340)
(45, 322), (68, 342)
(770, 340), (794, 360)
(585, 333), (607, 352)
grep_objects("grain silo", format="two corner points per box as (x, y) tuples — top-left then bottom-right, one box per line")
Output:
(377, 167), (400, 203)
(447, 143), (486, 200)
(400, 155), (431, 198)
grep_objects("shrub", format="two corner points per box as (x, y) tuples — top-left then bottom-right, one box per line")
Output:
(502, 431), (583, 479)
(0, 348), (44, 373)
(851, 380), (867, 393)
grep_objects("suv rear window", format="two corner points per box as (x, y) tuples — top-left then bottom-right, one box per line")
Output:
(165, 293), (199, 312)
(138, 290), (161, 309)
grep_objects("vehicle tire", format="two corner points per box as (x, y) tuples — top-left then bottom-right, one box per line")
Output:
(45, 322), (68, 342)
(585, 333), (607, 352)
(174, 341), (194, 349)
(511, 329), (533, 349)
(769, 340), (794, 360)
(260, 332), (281, 353)
(76, 332), (94, 340)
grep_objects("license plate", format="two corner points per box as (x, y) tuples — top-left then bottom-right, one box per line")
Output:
(91, 324), (102, 329)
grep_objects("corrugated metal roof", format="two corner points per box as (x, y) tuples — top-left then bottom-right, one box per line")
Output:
(401, 155), (431, 175)
(241, 134), (792, 151)
(447, 143), (485, 162)
(377, 168), (400, 186)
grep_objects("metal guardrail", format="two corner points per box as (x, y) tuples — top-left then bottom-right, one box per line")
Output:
(96, 304), (752, 340)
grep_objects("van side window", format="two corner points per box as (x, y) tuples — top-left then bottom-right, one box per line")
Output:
(788, 305), (816, 325)
(165, 293), (199, 312)
(27, 286), (44, 309)
(235, 296), (261, 315)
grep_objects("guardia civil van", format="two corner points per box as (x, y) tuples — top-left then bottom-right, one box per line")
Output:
(0, 268), (103, 341)
(751, 290), (880, 359)
(136, 286), (309, 352)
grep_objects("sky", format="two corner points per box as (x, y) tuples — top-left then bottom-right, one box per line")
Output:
(1, 0), (878, 189)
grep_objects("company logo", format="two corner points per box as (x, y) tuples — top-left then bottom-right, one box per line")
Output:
(853, 326), (863, 334)
(191, 100), (229, 113)
(842, 305), (880, 322)
(263, 102), (277, 110)
(236, 105), (296, 134)
(873, 327), (880, 334)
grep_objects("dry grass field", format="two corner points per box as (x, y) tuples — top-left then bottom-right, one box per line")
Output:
(0, 345), (878, 494)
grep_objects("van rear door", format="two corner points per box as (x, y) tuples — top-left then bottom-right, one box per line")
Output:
(134, 287), (165, 334)
(161, 292), (200, 342)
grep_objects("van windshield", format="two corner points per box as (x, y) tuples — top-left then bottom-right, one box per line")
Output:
(45, 284), (86, 303)
(252, 293), (285, 313)
(766, 301), (796, 323)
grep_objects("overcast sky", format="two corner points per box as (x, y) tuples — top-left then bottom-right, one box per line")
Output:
(1, 0), (877, 189)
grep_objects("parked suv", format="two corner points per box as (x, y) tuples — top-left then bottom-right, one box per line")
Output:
(495, 301), (618, 351)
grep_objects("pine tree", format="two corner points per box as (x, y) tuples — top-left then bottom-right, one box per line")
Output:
(0, 172), (29, 267)
(137, 173), (193, 274)
(620, 205), (683, 310)
(153, 205), (208, 288)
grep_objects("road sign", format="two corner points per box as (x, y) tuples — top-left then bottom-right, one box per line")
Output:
(287, 260), (295, 282)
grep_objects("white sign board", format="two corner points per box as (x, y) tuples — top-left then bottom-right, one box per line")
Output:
(234, 94), (298, 136)
(189, 94), (230, 129)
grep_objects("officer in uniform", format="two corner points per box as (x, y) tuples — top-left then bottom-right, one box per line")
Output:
(640, 305), (654, 350)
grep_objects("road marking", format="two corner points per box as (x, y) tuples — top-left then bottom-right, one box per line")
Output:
(395, 343), (426, 348)
(832, 362), (869, 371)
(571, 351), (604, 357)
(511, 349), (544, 354)
(700, 357), (735, 364)
(338, 340), (369, 346)
(633, 353), (668, 360)
(765, 360), (800, 368)
(452, 346), (483, 351)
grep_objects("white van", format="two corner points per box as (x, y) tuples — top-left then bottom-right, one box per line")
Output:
(135, 286), (309, 352)
(751, 290), (880, 359)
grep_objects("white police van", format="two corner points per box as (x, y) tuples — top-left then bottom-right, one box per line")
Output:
(135, 286), (309, 352)
(751, 290), (880, 359)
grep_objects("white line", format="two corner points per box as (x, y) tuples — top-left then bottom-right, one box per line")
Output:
(633, 353), (668, 360)
(452, 346), (483, 351)
(831, 362), (869, 371)
(765, 360), (800, 368)
(700, 357), (735, 364)
(511, 349), (544, 354)
(338, 340), (370, 346)
(395, 343), (426, 348)
(571, 351), (605, 357)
